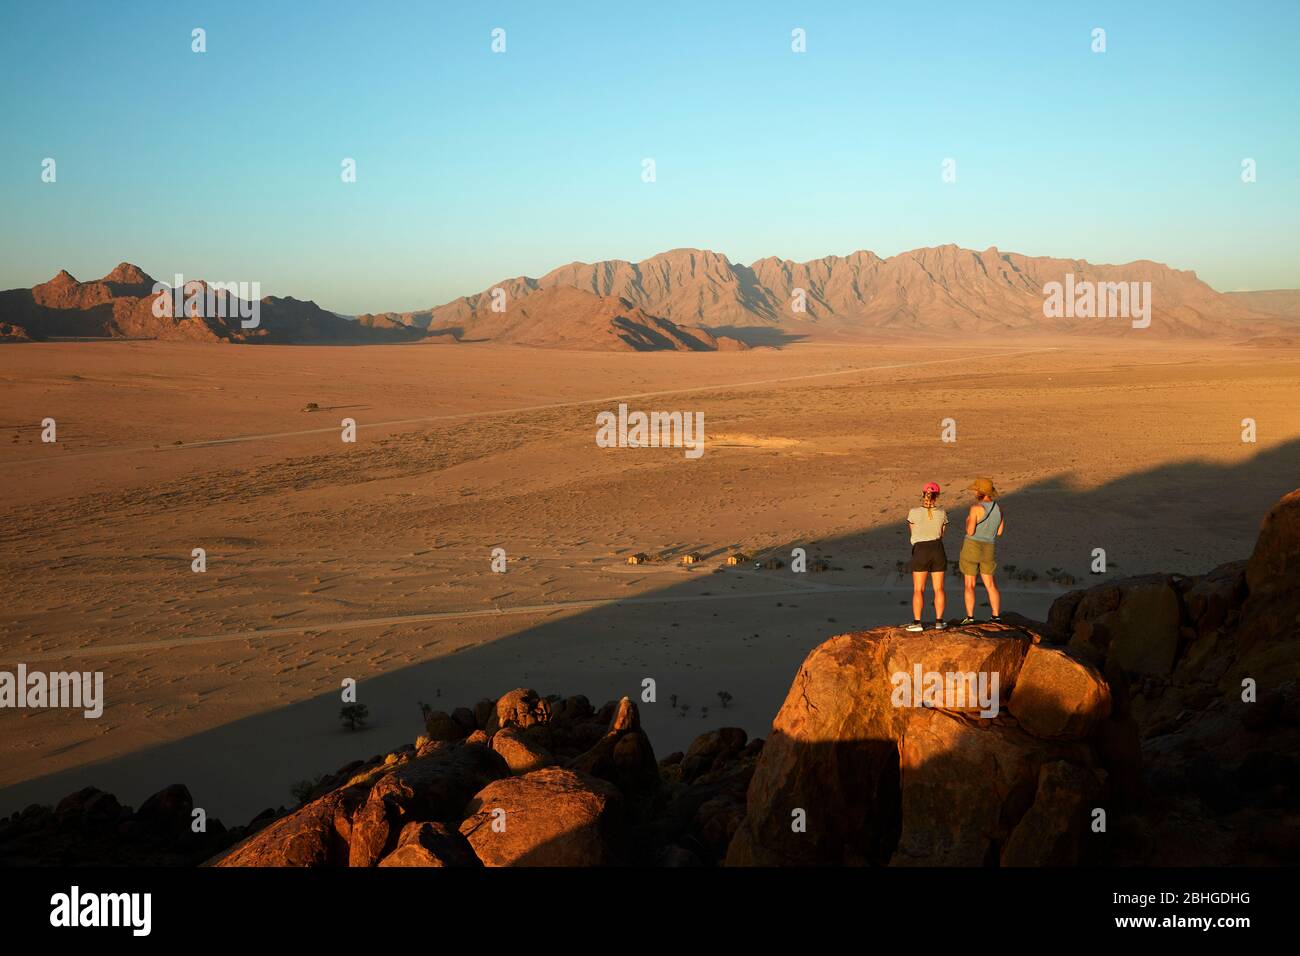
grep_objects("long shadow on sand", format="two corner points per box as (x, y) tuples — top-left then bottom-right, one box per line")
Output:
(0, 438), (1296, 825)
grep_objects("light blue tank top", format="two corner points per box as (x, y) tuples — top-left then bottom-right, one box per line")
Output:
(968, 501), (1001, 543)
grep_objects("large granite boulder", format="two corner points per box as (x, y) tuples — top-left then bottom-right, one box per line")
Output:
(485, 687), (553, 735)
(459, 766), (625, 866)
(211, 784), (368, 867)
(376, 822), (479, 867)
(1008, 644), (1111, 739)
(566, 697), (659, 801)
(348, 741), (508, 866)
(725, 621), (1113, 866)
(492, 726), (556, 775)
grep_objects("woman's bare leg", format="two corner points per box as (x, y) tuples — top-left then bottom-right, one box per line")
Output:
(930, 571), (946, 620)
(964, 574), (977, 617)
(911, 571), (927, 619)
(981, 572), (1001, 617)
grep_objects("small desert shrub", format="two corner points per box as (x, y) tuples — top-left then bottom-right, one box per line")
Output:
(290, 775), (327, 804)
(340, 703), (369, 730)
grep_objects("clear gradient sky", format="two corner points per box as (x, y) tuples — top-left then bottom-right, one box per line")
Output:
(1, 1), (1297, 314)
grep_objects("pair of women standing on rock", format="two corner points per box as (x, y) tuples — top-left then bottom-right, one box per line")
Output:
(904, 478), (1004, 631)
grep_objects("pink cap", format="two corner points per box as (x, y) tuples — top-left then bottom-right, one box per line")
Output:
(923, 482), (941, 494)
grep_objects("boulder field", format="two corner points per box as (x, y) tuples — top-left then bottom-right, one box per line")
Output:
(2, 490), (1296, 866)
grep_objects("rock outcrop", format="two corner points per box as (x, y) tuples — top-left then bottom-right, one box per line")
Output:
(459, 767), (625, 866)
(1045, 488), (1300, 864)
(201, 692), (694, 868)
(377, 822), (479, 867)
(725, 620), (1120, 866)
(0, 783), (238, 866)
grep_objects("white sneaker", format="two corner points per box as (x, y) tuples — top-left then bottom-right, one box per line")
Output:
(934, 620), (948, 630)
(905, 621), (924, 632)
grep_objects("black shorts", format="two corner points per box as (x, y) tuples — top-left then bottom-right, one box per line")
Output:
(910, 539), (948, 573)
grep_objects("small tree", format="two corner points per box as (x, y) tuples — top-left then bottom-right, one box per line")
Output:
(290, 775), (326, 804)
(340, 703), (369, 731)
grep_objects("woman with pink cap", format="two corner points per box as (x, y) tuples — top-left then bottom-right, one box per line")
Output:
(905, 482), (948, 631)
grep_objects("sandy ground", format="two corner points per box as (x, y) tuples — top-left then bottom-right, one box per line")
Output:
(1, 338), (1298, 824)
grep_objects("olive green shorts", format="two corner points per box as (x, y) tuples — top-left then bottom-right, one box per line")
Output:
(959, 538), (997, 576)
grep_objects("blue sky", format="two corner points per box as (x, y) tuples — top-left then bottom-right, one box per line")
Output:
(2, 0), (1297, 313)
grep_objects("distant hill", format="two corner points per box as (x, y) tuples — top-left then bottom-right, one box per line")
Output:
(363, 245), (1287, 343)
(0, 264), (426, 344)
(0, 265), (743, 350)
(394, 286), (748, 351)
(5, 248), (1291, 346)
(1225, 289), (1300, 320)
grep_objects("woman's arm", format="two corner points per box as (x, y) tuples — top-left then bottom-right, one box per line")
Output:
(965, 506), (979, 535)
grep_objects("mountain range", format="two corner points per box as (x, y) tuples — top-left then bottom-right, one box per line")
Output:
(3, 246), (1295, 348)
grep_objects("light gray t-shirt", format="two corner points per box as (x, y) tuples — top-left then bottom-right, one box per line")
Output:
(908, 506), (947, 544)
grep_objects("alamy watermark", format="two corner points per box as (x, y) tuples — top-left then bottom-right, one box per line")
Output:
(1042, 273), (1151, 329)
(50, 886), (150, 936)
(151, 273), (261, 329)
(891, 664), (1000, 717)
(1, 665), (103, 718)
(596, 403), (704, 459)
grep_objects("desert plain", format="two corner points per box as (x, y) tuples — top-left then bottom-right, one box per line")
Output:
(1, 337), (1298, 823)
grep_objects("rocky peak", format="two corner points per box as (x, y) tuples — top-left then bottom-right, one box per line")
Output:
(102, 262), (153, 286)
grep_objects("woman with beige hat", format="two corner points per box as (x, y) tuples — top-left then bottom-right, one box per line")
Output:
(958, 477), (1005, 625)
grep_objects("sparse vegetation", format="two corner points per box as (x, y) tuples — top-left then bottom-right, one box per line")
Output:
(340, 703), (369, 730)
(290, 775), (327, 804)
